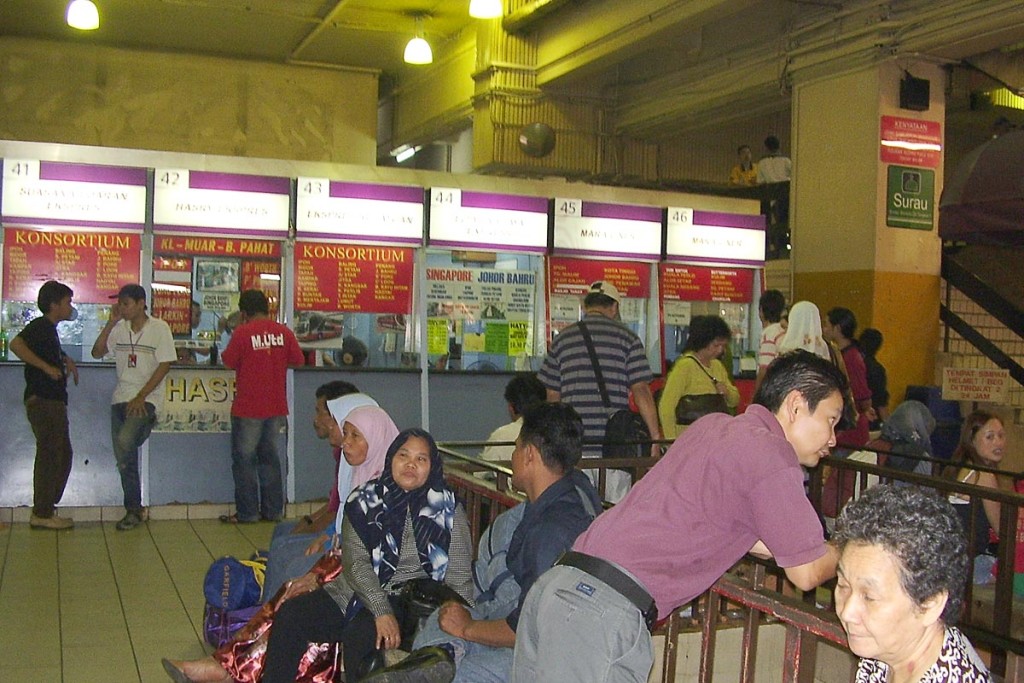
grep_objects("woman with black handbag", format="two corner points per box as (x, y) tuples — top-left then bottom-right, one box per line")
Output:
(658, 315), (739, 440)
(259, 428), (474, 682)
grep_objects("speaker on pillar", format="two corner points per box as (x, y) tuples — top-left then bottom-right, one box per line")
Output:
(900, 73), (930, 111)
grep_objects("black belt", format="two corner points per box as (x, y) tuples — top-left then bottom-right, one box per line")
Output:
(556, 551), (658, 631)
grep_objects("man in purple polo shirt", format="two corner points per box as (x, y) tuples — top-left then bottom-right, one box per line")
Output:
(511, 350), (846, 682)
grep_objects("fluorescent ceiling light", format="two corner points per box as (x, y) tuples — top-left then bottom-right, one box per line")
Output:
(151, 283), (190, 293)
(395, 146), (420, 163)
(66, 0), (100, 30)
(469, 0), (503, 19)
(259, 273), (281, 281)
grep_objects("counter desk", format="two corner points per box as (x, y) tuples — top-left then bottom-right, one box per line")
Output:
(0, 362), (510, 510)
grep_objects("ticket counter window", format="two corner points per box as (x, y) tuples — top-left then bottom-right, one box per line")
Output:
(292, 241), (416, 370)
(549, 292), (648, 344)
(0, 300), (111, 362)
(150, 247), (282, 366)
(665, 301), (752, 376)
(294, 310), (408, 369)
(425, 251), (542, 372)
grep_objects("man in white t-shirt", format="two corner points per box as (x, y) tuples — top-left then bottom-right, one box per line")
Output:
(755, 289), (787, 391)
(756, 135), (792, 184)
(481, 373), (548, 464)
(91, 284), (176, 531)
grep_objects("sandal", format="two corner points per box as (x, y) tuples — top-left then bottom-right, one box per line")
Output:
(219, 513), (257, 524)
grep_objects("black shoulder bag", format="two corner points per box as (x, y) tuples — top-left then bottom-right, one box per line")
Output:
(578, 323), (650, 458)
(673, 355), (729, 425)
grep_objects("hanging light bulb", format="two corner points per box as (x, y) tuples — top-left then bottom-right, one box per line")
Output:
(469, 0), (502, 19)
(66, 0), (100, 30)
(403, 17), (432, 65)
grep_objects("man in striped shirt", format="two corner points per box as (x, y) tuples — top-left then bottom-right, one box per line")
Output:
(538, 281), (661, 502)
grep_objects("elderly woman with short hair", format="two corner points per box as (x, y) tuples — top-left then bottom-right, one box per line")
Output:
(833, 485), (991, 682)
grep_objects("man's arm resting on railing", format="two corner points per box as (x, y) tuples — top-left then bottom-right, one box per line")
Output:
(782, 543), (839, 591)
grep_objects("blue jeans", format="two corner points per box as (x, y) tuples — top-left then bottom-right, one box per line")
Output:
(414, 608), (514, 683)
(262, 520), (323, 601)
(111, 402), (157, 513)
(231, 415), (286, 522)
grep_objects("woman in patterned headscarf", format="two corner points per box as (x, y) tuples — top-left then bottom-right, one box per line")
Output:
(260, 428), (474, 682)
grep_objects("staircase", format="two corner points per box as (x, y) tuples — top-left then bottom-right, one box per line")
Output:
(939, 245), (1024, 425)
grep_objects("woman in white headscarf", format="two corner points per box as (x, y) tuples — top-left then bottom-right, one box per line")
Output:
(778, 301), (830, 359)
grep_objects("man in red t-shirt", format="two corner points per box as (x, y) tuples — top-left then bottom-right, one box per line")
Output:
(220, 289), (305, 523)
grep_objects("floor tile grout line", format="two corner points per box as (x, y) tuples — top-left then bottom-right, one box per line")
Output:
(0, 519), (11, 600)
(154, 518), (214, 649)
(57, 529), (67, 681)
(100, 519), (145, 682)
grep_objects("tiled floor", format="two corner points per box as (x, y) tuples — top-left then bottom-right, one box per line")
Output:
(0, 516), (276, 683)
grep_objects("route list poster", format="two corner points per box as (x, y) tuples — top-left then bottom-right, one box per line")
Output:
(660, 264), (753, 303)
(3, 227), (141, 303)
(294, 241), (414, 313)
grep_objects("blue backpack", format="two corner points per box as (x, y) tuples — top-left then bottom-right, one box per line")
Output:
(203, 553), (267, 611)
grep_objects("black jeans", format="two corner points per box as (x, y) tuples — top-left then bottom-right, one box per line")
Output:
(262, 588), (407, 683)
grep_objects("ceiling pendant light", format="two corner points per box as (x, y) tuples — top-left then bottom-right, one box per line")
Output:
(469, 0), (502, 19)
(403, 17), (432, 65)
(66, 0), (100, 30)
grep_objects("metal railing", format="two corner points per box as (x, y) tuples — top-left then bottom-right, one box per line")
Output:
(438, 441), (1024, 680)
(810, 451), (1024, 676)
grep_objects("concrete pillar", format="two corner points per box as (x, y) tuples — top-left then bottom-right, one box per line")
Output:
(790, 61), (946, 406)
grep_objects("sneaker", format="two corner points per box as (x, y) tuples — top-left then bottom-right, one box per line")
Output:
(116, 511), (144, 531)
(29, 514), (74, 530)
(357, 646), (455, 683)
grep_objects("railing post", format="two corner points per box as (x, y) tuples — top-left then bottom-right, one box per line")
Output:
(660, 610), (681, 683)
(698, 590), (721, 683)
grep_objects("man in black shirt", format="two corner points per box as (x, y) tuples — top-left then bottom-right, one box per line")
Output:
(10, 280), (80, 530)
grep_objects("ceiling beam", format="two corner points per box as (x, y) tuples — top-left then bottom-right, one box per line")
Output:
(289, 0), (355, 62)
(533, 0), (761, 87)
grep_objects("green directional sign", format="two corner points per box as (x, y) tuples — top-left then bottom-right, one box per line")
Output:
(886, 165), (934, 230)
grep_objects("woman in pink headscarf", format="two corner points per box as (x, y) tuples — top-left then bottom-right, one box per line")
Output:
(162, 406), (399, 683)
(312, 404), (399, 552)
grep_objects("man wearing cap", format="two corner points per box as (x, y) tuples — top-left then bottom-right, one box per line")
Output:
(91, 283), (177, 531)
(537, 280), (661, 503)
(9, 280), (80, 530)
(220, 289), (304, 524)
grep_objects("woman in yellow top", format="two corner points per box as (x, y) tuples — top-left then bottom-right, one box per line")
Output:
(658, 315), (740, 441)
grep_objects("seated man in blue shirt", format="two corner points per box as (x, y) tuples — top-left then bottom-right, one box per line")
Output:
(363, 401), (602, 683)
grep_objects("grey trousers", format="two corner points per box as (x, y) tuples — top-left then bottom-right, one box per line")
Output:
(511, 565), (653, 683)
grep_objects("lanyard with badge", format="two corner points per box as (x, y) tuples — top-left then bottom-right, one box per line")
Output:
(127, 327), (139, 368)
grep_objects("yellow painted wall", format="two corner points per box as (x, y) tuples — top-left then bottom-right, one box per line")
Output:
(791, 60), (946, 408)
(795, 269), (940, 410)
(0, 37), (378, 164)
(792, 68), (880, 274)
